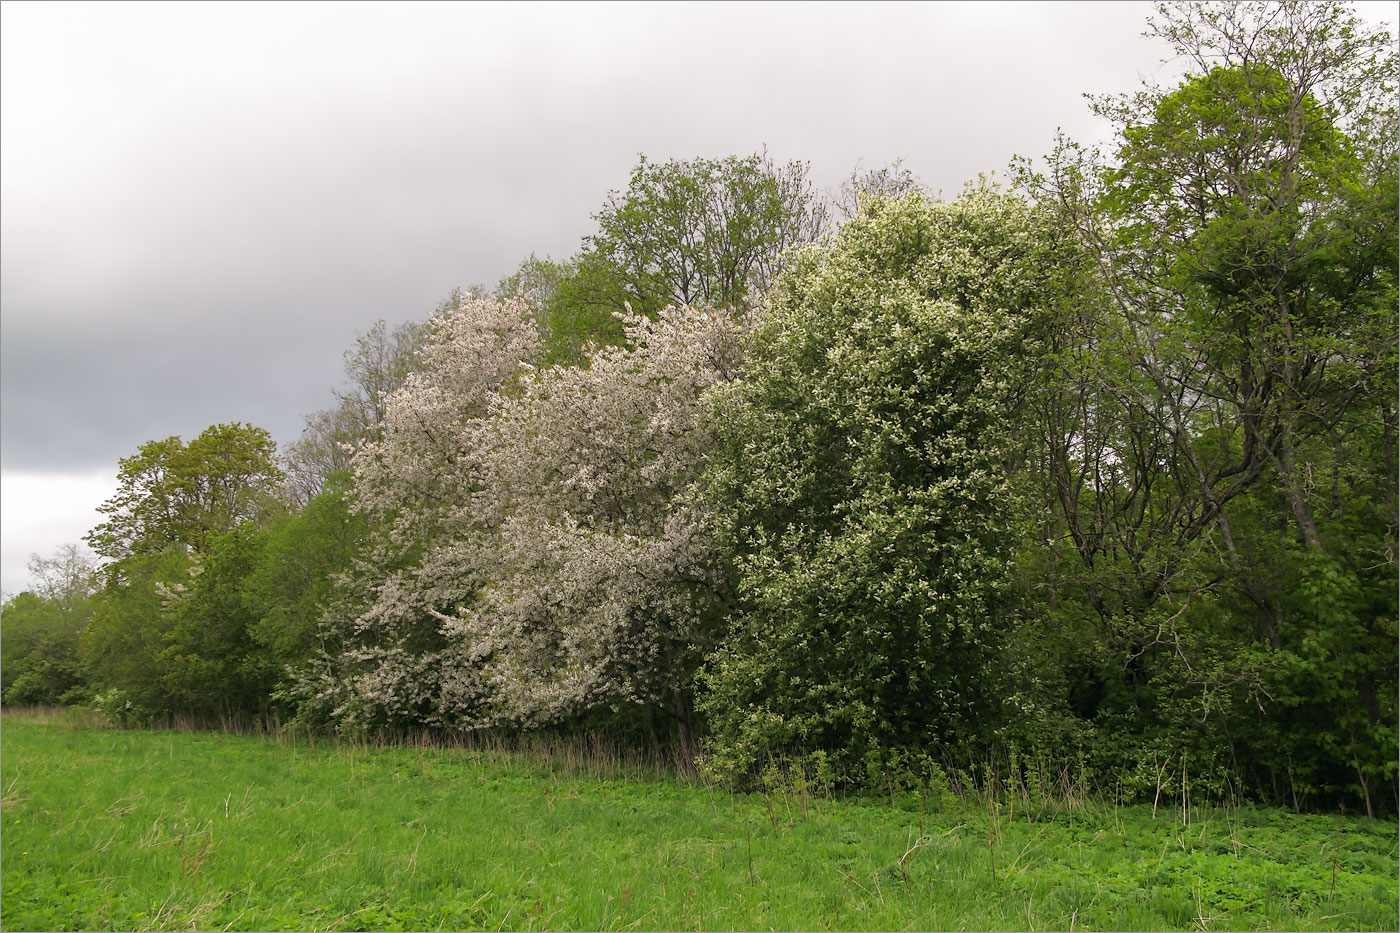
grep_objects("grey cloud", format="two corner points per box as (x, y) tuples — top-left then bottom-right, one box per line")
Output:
(7, 0), (1392, 482)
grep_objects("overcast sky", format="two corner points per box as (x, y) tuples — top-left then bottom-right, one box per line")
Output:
(2, 1), (1396, 596)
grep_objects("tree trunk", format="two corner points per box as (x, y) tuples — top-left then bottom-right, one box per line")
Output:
(1273, 434), (1323, 552)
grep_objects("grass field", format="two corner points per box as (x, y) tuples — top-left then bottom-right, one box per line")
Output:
(1, 713), (1396, 932)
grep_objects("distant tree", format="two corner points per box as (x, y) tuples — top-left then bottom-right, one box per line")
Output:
(0, 545), (99, 706)
(831, 158), (926, 222)
(495, 254), (612, 366)
(511, 152), (825, 369)
(587, 151), (828, 314)
(26, 544), (99, 611)
(496, 254), (571, 323)
(492, 153), (827, 369)
(86, 423), (285, 566)
(284, 315), (431, 505)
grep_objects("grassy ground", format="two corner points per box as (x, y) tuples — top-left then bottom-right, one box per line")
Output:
(1, 713), (1396, 931)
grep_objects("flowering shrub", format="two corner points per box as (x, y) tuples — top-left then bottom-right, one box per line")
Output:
(457, 306), (748, 747)
(291, 293), (540, 731)
(698, 190), (1044, 781)
(294, 294), (747, 748)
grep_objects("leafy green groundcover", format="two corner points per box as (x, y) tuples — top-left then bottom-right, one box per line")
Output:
(2, 717), (1395, 931)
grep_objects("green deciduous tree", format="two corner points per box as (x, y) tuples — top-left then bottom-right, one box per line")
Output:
(86, 423), (286, 566)
(82, 423), (287, 720)
(243, 480), (369, 686)
(514, 153), (827, 367)
(160, 524), (275, 718)
(82, 482), (369, 724)
(588, 151), (827, 315)
(81, 548), (193, 720)
(1, 546), (99, 706)
(495, 254), (608, 366)
(1015, 0), (1397, 813)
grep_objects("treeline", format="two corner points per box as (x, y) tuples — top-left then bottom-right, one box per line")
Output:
(3, 3), (1395, 816)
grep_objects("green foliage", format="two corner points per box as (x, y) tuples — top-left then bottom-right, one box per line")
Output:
(84, 481), (369, 724)
(79, 424), (311, 722)
(498, 252), (629, 366)
(1009, 1), (1398, 815)
(700, 189), (1047, 782)
(243, 479), (368, 680)
(587, 151), (827, 314)
(2, 544), (100, 706)
(85, 423), (286, 566)
(81, 548), (195, 721)
(160, 525), (277, 717)
(0, 591), (92, 706)
(513, 152), (828, 368)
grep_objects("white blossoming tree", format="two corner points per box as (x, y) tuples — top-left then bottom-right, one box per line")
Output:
(454, 306), (748, 755)
(291, 293), (540, 731)
(294, 293), (746, 752)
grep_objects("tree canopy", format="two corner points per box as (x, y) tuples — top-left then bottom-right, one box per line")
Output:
(700, 189), (1051, 780)
(25, 1), (1397, 819)
(86, 423), (285, 565)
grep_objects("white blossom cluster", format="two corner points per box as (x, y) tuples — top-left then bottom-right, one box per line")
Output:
(458, 307), (748, 733)
(294, 295), (747, 736)
(291, 294), (540, 730)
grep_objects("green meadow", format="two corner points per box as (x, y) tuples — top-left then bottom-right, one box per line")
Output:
(2, 713), (1395, 932)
